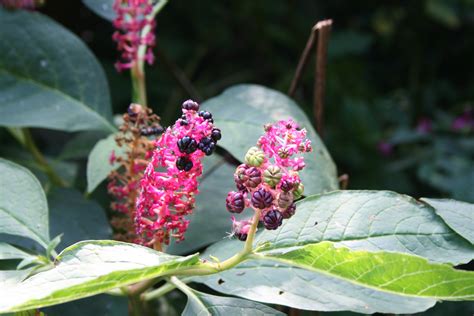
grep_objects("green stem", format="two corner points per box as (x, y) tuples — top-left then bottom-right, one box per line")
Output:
(142, 281), (177, 301)
(21, 128), (66, 187)
(130, 0), (169, 106)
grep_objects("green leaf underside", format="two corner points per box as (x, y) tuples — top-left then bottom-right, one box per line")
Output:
(86, 134), (125, 193)
(0, 242), (32, 260)
(421, 198), (474, 244)
(0, 9), (114, 132)
(259, 190), (474, 264)
(199, 241), (474, 314)
(0, 158), (50, 248)
(202, 84), (339, 196)
(0, 241), (200, 313)
(82, 0), (115, 21)
(182, 290), (284, 316)
(48, 188), (112, 251)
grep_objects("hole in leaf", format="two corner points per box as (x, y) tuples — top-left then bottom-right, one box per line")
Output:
(218, 278), (225, 285)
(278, 290), (284, 295)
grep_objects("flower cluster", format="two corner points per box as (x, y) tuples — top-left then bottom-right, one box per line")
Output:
(0, 0), (42, 9)
(112, 0), (156, 72)
(135, 100), (221, 247)
(107, 103), (162, 243)
(228, 119), (311, 240)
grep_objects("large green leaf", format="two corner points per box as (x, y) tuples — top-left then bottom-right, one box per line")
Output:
(82, 0), (115, 21)
(182, 289), (284, 316)
(258, 190), (474, 264)
(421, 198), (474, 244)
(86, 133), (125, 193)
(202, 84), (339, 195)
(195, 190), (474, 313)
(0, 243), (32, 260)
(48, 188), (112, 251)
(0, 9), (114, 132)
(0, 158), (50, 248)
(0, 241), (200, 313)
(199, 241), (474, 314)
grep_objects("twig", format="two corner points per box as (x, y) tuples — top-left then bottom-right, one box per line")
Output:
(288, 27), (317, 97)
(313, 19), (332, 136)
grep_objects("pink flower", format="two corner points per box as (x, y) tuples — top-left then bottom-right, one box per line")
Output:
(228, 119), (311, 239)
(135, 100), (221, 246)
(452, 108), (473, 132)
(112, 0), (156, 72)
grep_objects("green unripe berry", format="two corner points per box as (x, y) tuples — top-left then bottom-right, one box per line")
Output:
(293, 182), (304, 200)
(263, 165), (282, 187)
(245, 146), (265, 167)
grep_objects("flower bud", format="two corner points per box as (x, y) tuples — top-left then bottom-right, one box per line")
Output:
(293, 182), (304, 200)
(243, 167), (261, 188)
(278, 147), (290, 159)
(234, 164), (248, 184)
(263, 165), (282, 187)
(277, 191), (293, 209)
(281, 202), (296, 219)
(232, 217), (251, 241)
(226, 191), (245, 213)
(263, 209), (283, 230)
(245, 146), (265, 167)
(251, 188), (273, 209)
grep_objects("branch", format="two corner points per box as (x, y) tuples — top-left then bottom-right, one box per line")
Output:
(313, 19), (332, 136)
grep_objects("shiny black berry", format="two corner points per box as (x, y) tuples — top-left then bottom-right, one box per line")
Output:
(182, 100), (199, 111)
(198, 137), (216, 155)
(176, 156), (193, 171)
(177, 136), (198, 154)
(235, 232), (247, 241)
(263, 209), (283, 230)
(211, 128), (222, 141)
(198, 111), (213, 120)
(180, 119), (188, 126)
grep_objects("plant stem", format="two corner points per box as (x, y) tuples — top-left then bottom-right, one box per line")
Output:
(142, 281), (177, 301)
(130, 0), (169, 106)
(21, 128), (66, 187)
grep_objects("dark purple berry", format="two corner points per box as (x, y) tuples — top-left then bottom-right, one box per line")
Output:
(243, 167), (261, 188)
(177, 136), (198, 154)
(198, 111), (213, 120)
(176, 156), (193, 171)
(226, 191), (245, 213)
(251, 188), (273, 209)
(235, 232), (247, 241)
(280, 179), (294, 192)
(211, 128), (222, 141)
(204, 142), (216, 155)
(263, 209), (283, 230)
(180, 119), (188, 126)
(182, 99), (199, 111)
(281, 203), (296, 219)
(198, 137), (216, 155)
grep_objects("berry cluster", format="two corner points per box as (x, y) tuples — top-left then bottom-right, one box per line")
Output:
(112, 0), (156, 72)
(228, 119), (311, 240)
(135, 100), (220, 247)
(107, 103), (162, 243)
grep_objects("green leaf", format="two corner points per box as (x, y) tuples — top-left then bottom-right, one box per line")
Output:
(182, 289), (284, 316)
(82, 0), (115, 21)
(202, 84), (339, 195)
(0, 9), (114, 132)
(258, 190), (474, 265)
(199, 241), (474, 314)
(48, 188), (112, 251)
(0, 158), (50, 248)
(59, 131), (109, 160)
(421, 198), (474, 244)
(0, 241), (200, 313)
(86, 134), (125, 193)
(0, 243), (32, 260)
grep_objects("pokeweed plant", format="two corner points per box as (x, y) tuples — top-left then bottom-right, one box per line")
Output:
(0, 1), (473, 316)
